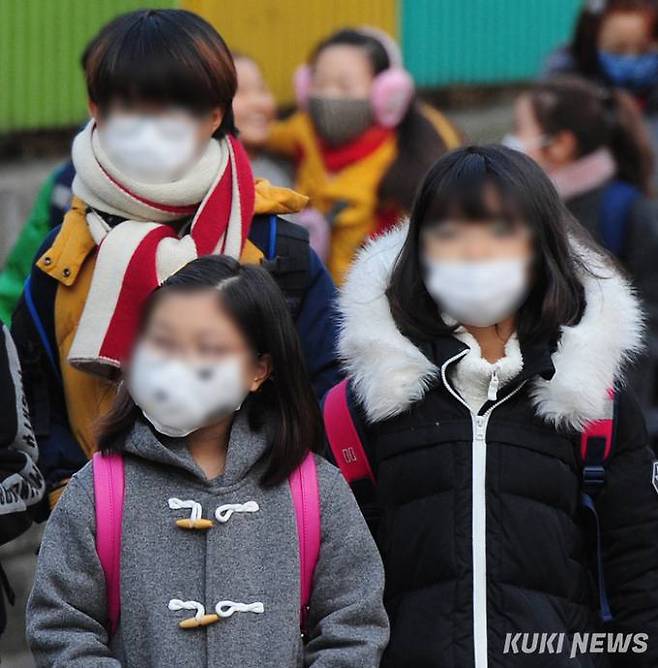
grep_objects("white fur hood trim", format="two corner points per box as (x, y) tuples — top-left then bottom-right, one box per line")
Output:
(338, 224), (644, 429)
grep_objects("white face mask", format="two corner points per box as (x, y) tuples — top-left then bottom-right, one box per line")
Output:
(127, 344), (250, 438)
(424, 257), (530, 328)
(501, 133), (549, 155)
(98, 114), (201, 184)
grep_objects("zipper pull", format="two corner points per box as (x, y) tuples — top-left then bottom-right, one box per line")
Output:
(475, 416), (486, 440)
(487, 366), (500, 402)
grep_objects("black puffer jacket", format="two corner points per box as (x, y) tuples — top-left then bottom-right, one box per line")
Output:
(334, 226), (658, 667)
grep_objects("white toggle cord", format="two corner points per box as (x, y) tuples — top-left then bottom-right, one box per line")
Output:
(168, 599), (205, 620)
(215, 600), (264, 618)
(168, 497), (203, 521)
(214, 501), (259, 523)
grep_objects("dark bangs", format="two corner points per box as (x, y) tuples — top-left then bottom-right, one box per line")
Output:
(83, 10), (237, 135)
(420, 150), (533, 229)
(387, 145), (589, 345)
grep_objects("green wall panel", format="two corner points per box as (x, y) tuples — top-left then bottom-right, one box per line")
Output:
(401, 0), (582, 86)
(1, 0), (176, 132)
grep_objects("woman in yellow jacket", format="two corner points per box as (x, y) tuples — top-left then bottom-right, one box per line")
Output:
(267, 27), (461, 284)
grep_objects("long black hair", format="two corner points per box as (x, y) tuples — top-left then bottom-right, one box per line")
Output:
(387, 145), (592, 346)
(528, 76), (654, 194)
(311, 28), (453, 211)
(82, 9), (237, 137)
(97, 255), (323, 487)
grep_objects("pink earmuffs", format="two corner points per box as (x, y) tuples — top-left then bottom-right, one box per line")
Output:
(294, 27), (415, 129)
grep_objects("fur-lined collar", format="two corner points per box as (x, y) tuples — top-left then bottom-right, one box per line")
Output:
(338, 224), (644, 429)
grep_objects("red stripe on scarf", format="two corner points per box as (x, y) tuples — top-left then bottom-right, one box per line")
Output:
(191, 158), (233, 255)
(99, 164), (199, 217)
(98, 226), (177, 363)
(230, 137), (256, 244)
(181, 138), (255, 256)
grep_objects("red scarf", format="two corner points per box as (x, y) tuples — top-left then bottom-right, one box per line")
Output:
(318, 126), (394, 172)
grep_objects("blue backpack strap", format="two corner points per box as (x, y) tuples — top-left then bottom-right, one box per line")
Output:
(23, 275), (61, 383)
(599, 180), (639, 257)
(580, 389), (617, 623)
(267, 214), (278, 260)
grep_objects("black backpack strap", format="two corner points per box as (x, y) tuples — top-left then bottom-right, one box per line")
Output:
(259, 216), (310, 319)
(580, 389), (617, 622)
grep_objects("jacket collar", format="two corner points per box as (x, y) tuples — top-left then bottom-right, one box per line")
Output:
(418, 333), (556, 386)
(550, 148), (616, 202)
(338, 224), (644, 429)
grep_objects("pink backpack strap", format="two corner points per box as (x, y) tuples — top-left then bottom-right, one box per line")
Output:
(92, 452), (125, 636)
(289, 452), (321, 630)
(323, 379), (375, 484)
(580, 389), (616, 464)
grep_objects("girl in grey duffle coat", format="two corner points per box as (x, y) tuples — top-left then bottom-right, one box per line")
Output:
(26, 256), (388, 667)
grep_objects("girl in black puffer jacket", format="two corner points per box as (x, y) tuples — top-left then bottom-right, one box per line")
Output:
(325, 145), (658, 667)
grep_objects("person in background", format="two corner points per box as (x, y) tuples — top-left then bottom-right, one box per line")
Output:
(543, 0), (658, 89)
(233, 54), (294, 188)
(0, 162), (74, 324)
(542, 0), (658, 185)
(233, 54), (334, 253)
(27, 255), (388, 666)
(325, 145), (658, 666)
(506, 76), (658, 439)
(267, 27), (461, 283)
(10, 9), (340, 511)
(0, 324), (45, 636)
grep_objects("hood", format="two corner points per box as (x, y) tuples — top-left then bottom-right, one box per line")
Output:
(338, 224), (644, 430)
(123, 408), (271, 485)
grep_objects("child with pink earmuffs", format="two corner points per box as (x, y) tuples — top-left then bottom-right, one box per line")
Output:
(267, 27), (461, 284)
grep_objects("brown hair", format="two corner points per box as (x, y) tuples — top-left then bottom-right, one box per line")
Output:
(82, 9), (237, 136)
(528, 76), (654, 194)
